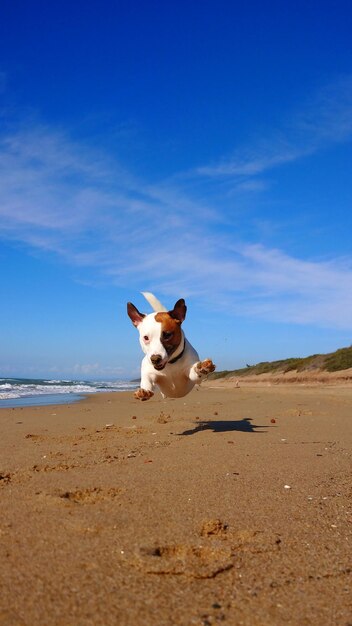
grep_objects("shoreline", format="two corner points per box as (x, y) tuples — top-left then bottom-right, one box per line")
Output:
(0, 378), (139, 409)
(1, 367), (352, 409)
(1, 386), (351, 625)
(0, 392), (86, 409)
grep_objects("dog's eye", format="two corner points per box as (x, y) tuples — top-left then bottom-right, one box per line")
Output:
(143, 335), (149, 342)
(162, 331), (173, 340)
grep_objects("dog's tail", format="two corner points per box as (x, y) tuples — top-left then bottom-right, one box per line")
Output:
(141, 292), (168, 312)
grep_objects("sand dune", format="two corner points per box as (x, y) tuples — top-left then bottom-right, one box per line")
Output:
(208, 367), (352, 387)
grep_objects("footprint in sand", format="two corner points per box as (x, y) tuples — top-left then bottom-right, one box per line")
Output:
(0, 472), (12, 485)
(126, 519), (281, 579)
(135, 543), (234, 579)
(32, 462), (78, 473)
(200, 519), (228, 538)
(58, 486), (124, 504)
(25, 433), (46, 442)
(157, 411), (171, 424)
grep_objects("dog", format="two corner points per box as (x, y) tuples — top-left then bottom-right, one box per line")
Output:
(127, 292), (216, 400)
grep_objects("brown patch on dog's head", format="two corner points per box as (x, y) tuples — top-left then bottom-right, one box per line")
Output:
(155, 299), (186, 356)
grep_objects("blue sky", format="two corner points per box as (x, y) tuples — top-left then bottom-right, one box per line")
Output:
(1, 0), (352, 379)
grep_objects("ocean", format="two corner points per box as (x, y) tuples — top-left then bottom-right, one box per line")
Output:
(0, 377), (138, 408)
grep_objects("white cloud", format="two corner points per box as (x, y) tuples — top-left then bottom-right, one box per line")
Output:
(196, 142), (305, 177)
(0, 78), (352, 330)
(72, 363), (125, 377)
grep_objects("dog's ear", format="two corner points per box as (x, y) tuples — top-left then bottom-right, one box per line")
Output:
(169, 299), (187, 323)
(127, 302), (145, 327)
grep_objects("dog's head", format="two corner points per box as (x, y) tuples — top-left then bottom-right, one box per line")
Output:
(127, 299), (187, 371)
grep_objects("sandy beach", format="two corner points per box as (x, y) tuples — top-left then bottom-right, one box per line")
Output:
(0, 383), (351, 625)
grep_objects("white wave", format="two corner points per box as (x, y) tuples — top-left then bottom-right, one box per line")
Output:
(0, 379), (137, 400)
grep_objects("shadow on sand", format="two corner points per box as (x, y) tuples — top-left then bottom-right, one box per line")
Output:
(180, 417), (272, 436)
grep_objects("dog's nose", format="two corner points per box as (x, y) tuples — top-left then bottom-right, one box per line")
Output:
(150, 354), (163, 365)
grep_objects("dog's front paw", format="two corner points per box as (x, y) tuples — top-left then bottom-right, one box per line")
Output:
(196, 359), (216, 377)
(134, 388), (154, 401)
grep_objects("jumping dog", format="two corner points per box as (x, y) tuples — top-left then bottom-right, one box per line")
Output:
(127, 293), (216, 400)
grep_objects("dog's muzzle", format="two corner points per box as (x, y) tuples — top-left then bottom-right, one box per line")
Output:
(150, 354), (165, 371)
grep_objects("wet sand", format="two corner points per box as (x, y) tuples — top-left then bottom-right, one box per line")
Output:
(0, 385), (351, 625)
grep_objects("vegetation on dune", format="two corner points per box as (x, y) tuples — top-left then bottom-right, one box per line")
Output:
(209, 345), (352, 380)
(324, 346), (352, 372)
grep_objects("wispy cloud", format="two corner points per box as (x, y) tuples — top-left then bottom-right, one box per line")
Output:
(195, 75), (352, 179)
(196, 141), (305, 177)
(72, 362), (126, 377)
(1, 78), (352, 330)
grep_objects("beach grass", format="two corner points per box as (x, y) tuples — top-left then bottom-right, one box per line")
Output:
(210, 345), (352, 379)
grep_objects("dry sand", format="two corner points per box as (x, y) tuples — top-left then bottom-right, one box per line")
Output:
(0, 384), (351, 625)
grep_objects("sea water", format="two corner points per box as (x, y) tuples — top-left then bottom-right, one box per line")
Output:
(0, 377), (138, 408)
